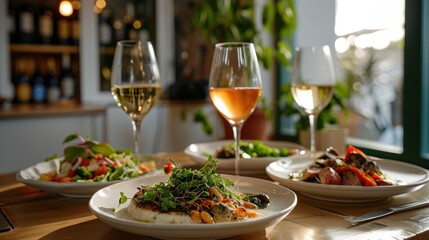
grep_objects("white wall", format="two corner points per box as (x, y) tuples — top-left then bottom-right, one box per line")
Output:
(106, 102), (223, 154)
(295, 0), (339, 75)
(0, 113), (105, 173)
(295, 0), (336, 50)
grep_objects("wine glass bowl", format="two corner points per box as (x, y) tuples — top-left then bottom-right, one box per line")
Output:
(290, 45), (335, 155)
(209, 42), (262, 175)
(111, 40), (161, 155)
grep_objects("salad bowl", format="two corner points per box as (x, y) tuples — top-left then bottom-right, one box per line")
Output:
(16, 155), (164, 198)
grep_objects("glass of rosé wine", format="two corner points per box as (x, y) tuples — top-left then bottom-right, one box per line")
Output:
(209, 42), (262, 175)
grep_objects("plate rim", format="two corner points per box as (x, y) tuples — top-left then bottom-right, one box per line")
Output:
(89, 174), (297, 238)
(266, 155), (429, 202)
(16, 156), (164, 197)
(184, 139), (305, 173)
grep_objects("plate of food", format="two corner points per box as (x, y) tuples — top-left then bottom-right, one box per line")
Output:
(89, 157), (297, 239)
(184, 140), (304, 174)
(266, 145), (429, 202)
(16, 133), (164, 198)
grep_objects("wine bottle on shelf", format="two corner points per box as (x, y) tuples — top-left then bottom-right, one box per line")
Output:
(70, 9), (80, 45)
(8, 8), (17, 43)
(60, 54), (75, 100)
(17, 5), (36, 43)
(31, 68), (47, 103)
(99, 9), (113, 45)
(57, 12), (70, 45)
(38, 2), (54, 44)
(124, 2), (137, 40)
(14, 59), (32, 104)
(46, 58), (61, 103)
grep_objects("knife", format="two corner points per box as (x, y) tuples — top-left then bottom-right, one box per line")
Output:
(351, 198), (429, 225)
(0, 208), (13, 232)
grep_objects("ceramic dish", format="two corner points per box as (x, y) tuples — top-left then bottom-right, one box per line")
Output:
(184, 140), (304, 175)
(89, 174), (297, 239)
(16, 155), (164, 198)
(266, 154), (429, 203)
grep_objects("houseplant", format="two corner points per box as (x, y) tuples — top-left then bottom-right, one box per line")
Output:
(190, 0), (297, 139)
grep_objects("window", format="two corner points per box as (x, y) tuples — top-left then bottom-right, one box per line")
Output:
(335, 0), (404, 151)
(277, 0), (429, 168)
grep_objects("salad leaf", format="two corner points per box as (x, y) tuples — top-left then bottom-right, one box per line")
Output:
(62, 133), (81, 144)
(91, 143), (115, 156)
(63, 146), (86, 161)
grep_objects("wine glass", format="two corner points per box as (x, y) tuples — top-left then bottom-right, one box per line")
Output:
(209, 42), (262, 175)
(111, 40), (161, 155)
(290, 45), (335, 156)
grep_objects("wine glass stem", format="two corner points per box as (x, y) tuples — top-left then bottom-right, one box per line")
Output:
(131, 119), (142, 155)
(232, 124), (243, 176)
(308, 113), (317, 155)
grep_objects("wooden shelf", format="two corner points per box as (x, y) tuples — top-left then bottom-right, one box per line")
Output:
(10, 44), (79, 54)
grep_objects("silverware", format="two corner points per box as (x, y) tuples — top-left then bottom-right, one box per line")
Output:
(351, 198), (429, 225)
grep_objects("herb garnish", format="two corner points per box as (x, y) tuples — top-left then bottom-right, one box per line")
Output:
(116, 156), (239, 213)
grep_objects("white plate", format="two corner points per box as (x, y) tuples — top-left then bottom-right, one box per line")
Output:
(266, 154), (429, 203)
(89, 174), (297, 240)
(184, 140), (304, 175)
(16, 156), (164, 198)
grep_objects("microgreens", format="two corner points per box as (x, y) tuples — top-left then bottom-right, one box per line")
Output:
(115, 156), (238, 213)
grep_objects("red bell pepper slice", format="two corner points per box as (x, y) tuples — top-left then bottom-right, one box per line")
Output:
(344, 145), (367, 163)
(336, 166), (377, 186)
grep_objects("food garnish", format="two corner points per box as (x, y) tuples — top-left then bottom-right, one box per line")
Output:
(117, 156), (270, 223)
(39, 133), (156, 182)
(215, 140), (298, 158)
(289, 145), (398, 186)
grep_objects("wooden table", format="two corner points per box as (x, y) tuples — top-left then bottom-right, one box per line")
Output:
(1, 152), (429, 240)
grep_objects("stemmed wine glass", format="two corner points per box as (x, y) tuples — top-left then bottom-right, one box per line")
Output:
(111, 40), (161, 155)
(290, 45), (335, 156)
(209, 42), (262, 175)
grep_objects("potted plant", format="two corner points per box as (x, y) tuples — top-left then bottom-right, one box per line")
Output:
(190, 0), (297, 139)
(278, 81), (351, 153)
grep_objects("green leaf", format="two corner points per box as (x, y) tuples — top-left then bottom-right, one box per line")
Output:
(119, 192), (128, 204)
(62, 133), (79, 144)
(91, 143), (116, 156)
(193, 108), (213, 135)
(63, 146), (86, 161)
(262, 1), (275, 33)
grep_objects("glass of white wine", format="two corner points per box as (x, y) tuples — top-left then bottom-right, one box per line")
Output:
(290, 45), (335, 156)
(209, 42), (262, 175)
(111, 40), (161, 155)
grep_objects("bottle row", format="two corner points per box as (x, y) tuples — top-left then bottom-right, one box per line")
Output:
(12, 54), (78, 104)
(98, 2), (152, 46)
(8, 0), (79, 45)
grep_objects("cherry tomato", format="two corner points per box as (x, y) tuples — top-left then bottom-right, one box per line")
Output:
(81, 158), (90, 167)
(95, 165), (107, 176)
(140, 166), (149, 173)
(67, 170), (76, 178)
(163, 162), (173, 174)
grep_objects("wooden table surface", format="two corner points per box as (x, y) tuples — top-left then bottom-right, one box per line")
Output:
(1, 152), (429, 240)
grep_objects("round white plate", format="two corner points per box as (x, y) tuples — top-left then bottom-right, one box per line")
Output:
(266, 154), (429, 203)
(184, 140), (304, 175)
(16, 156), (164, 198)
(89, 174), (297, 240)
